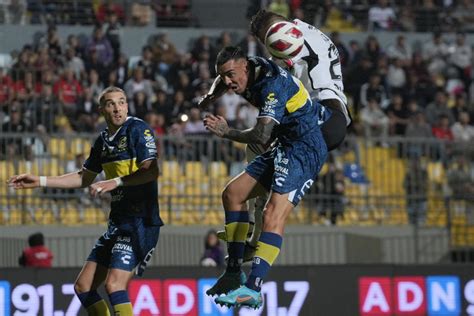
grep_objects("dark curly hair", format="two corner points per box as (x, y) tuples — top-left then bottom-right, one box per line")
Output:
(249, 10), (287, 38)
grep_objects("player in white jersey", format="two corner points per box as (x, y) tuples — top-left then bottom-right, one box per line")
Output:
(200, 10), (352, 260)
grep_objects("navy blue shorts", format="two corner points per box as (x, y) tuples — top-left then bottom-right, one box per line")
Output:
(87, 217), (160, 276)
(245, 136), (327, 206)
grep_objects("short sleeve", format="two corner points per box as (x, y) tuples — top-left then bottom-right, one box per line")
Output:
(132, 120), (158, 165)
(256, 87), (286, 124)
(83, 136), (103, 173)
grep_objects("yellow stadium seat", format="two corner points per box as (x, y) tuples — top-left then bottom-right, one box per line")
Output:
(209, 162), (228, 178)
(427, 162), (445, 185)
(49, 138), (67, 158)
(185, 162), (204, 179)
(0, 161), (15, 180)
(161, 160), (181, 179)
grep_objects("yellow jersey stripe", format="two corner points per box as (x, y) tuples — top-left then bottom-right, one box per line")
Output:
(286, 81), (310, 113)
(102, 158), (138, 179)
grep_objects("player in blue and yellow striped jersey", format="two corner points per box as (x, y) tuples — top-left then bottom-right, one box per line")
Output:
(203, 47), (327, 308)
(8, 86), (162, 316)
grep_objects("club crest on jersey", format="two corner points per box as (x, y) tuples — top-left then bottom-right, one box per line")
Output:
(117, 136), (128, 152)
(265, 92), (278, 107)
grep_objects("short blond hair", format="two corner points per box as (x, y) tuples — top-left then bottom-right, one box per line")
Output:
(98, 86), (126, 107)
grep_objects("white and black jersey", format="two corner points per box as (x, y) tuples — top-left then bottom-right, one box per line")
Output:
(291, 19), (351, 126)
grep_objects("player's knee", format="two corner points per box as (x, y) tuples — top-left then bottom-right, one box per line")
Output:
(222, 184), (240, 205)
(74, 280), (89, 295)
(104, 279), (126, 294)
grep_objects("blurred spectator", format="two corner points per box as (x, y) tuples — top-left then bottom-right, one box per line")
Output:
(30, 84), (58, 132)
(405, 111), (433, 157)
(85, 26), (113, 68)
(131, 0), (152, 26)
(131, 91), (149, 120)
(360, 98), (389, 145)
(38, 24), (62, 57)
(415, 0), (440, 32)
(268, 0), (290, 18)
(387, 93), (410, 136)
(3, 0), (26, 24)
(396, 6), (415, 32)
(87, 69), (104, 101)
(124, 66), (154, 111)
(137, 46), (158, 81)
(448, 33), (472, 90)
(216, 31), (233, 52)
(191, 35), (215, 65)
(0, 67), (13, 109)
(104, 11), (122, 63)
(364, 35), (383, 64)
(109, 53), (129, 88)
(216, 90), (244, 128)
(239, 34), (264, 58)
(347, 40), (363, 68)
(387, 35), (412, 67)
(432, 114), (454, 141)
(346, 56), (372, 113)
(424, 90), (455, 126)
(452, 111), (474, 143)
(236, 101), (258, 129)
(96, 0), (125, 25)
(423, 32), (449, 76)
(386, 58), (406, 94)
(318, 158), (345, 226)
(151, 33), (178, 75)
(65, 34), (84, 60)
(13, 70), (40, 104)
(153, 89), (173, 124)
(331, 32), (349, 69)
(64, 47), (85, 82)
(452, 0), (474, 32)
(368, 0), (396, 31)
(183, 107), (207, 135)
(447, 155), (474, 219)
(53, 67), (83, 117)
(451, 94), (471, 121)
(18, 232), (53, 268)
(200, 229), (224, 267)
(75, 87), (98, 132)
(359, 73), (389, 110)
(403, 159), (428, 225)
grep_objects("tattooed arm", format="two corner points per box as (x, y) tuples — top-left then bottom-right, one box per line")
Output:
(203, 114), (275, 145)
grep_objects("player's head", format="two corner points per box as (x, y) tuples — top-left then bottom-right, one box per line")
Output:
(250, 10), (288, 44)
(98, 86), (129, 129)
(215, 46), (249, 94)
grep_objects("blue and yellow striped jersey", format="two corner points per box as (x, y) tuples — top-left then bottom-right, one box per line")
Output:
(84, 117), (163, 226)
(245, 57), (321, 145)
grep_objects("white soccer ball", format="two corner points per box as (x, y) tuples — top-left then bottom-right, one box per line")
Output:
(265, 21), (304, 60)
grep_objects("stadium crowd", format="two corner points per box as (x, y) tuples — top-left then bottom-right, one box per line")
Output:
(0, 1), (472, 229)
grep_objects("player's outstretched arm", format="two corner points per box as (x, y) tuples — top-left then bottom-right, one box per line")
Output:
(7, 168), (96, 190)
(89, 159), (158, 197)
(204, 114), (275, 146)
(198, 76), (228, 110)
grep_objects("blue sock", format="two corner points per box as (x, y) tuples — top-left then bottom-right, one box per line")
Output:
(224, 210), (249, 272)
(76, 290), (103, 308)
(108, 290), (129, 306)
(246, 232), (282, 291)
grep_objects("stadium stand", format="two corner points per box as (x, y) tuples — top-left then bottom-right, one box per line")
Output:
(0, 0), (473, 259)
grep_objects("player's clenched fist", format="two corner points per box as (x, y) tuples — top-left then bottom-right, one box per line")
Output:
(203, 114), (229, 137)
(7, 174), (39, 189)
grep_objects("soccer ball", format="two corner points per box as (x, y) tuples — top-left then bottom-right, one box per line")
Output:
(265, 21), (304, 60)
